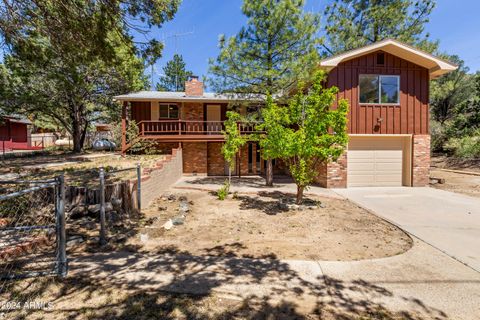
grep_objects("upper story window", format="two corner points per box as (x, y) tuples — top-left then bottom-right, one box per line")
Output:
(359, 75), (400, 105)
(159, 103), (179, 119)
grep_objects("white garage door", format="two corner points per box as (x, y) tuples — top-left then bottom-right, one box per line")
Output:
(348, 138), (404, 187)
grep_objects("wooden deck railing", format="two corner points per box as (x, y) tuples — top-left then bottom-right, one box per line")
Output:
(137, 120), (261, 136)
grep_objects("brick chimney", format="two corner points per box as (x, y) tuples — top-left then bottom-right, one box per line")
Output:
(185, 75), (204, 96)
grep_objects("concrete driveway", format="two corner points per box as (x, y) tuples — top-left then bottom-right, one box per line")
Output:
(334, 187), (480, 272)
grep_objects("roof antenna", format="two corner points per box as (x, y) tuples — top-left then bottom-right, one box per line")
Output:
(153, 28), (195, 91)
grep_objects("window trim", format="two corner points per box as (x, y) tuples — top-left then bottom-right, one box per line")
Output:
(358, 74), (400, 106)
(158, 103), (179, 119)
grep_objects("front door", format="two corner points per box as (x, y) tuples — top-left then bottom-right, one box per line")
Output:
(206, 104), (222, 134)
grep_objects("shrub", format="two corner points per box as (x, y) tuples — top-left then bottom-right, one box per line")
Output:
(217, 180), (230, 200)
(430, 120), (448, 152)
(445, 131), (480, 159)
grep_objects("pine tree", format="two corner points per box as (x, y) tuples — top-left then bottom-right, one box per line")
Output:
(156, 54), (193, 91)
(209, 0), (320, 186)
(323, 0), (438, 54)
(430, 55), (474, 125)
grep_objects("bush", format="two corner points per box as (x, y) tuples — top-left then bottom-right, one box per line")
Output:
(430, 120), (448, 152)
(217, 180), (230, 200)
(445, 131), (480, 159)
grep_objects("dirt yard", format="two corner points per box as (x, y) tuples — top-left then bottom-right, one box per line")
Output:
(1, 188), (419, 319)
(134, 189), (412, 261)
(430, 155), (480, 198)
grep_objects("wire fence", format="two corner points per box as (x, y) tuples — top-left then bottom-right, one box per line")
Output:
(0, 164), (141, 291)
(0, 177), (67, 288)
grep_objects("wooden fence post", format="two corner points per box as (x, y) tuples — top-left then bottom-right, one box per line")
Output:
(56, 174), (68, 278)
(136, 163), (141, 211)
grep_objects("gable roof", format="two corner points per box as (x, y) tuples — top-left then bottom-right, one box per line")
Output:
(319, 39), (457, 79)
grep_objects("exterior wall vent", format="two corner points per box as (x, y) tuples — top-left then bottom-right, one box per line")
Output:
(377, 52), (385, 65)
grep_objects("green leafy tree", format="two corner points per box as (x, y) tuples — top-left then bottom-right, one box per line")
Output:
(222, 111), (248, 186)
(323, 0), (438, 54)
(261, 71), (349, 204)
(0, 0), (179, 152)
(209, 0), (320, 186)
(156, 54), (193, 91)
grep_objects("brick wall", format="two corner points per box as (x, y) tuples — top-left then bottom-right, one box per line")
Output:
(154, 142), (179, 154)
(183, 102), (204, 121)
(315, 153), (347, 188)
(185, 77), (204, 96)
(412, 134), (430, 187)
(137, 148), (183, 209)
(183, 142), (208, 175)
(239, 144), (250, 176)
(207, 142), (226, 175)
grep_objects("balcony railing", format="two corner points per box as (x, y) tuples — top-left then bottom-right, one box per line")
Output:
(137, 120), (261, 136)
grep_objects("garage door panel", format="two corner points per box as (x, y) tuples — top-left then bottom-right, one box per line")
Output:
(375, 174), (402, 182)
(348, 162), (375, 171)
(374, 150), (403, 159)
(347, 138), (405, 187)
(375, 162), (402, 171)
(348, 150), (375, 160)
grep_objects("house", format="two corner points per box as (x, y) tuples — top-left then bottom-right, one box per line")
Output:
(0, 115), (33, 151)
(114, 39), (457, 188)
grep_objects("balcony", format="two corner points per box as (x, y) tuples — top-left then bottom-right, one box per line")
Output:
(137, 120), (261, 142)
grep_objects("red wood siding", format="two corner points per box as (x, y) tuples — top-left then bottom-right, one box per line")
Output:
(327, 51), (430, 135)
(0, 120), (29, 150)
(130, 101), (151, 123)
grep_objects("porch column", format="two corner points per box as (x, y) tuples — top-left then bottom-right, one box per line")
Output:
(121, 101), (127, 156)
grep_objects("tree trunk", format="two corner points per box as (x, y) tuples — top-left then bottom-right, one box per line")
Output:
(266, 159), (273, 186)
(69, 100), (86, 154)
(72, 118), (83, 153)
(296, 185), (304, 205)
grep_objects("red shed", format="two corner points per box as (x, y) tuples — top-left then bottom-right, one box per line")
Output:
(0, 116), (33, 151)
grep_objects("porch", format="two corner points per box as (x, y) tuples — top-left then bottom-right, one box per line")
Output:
(136, 120), (260, 142)
(115, 76), (264, 153)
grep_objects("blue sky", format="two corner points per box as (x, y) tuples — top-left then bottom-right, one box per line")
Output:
(148, 0), (480, 89)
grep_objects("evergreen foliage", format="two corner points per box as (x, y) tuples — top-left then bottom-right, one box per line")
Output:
(323, 0), (438, 54)
(209, 0), (320, 95)
(156, 54), (193, 91)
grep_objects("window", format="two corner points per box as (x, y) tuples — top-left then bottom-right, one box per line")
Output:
(359, 75), (399, 105)
(159, 104), (179, 119)
(376, 53), (385, 65)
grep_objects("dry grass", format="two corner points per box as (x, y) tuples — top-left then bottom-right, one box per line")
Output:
(0, 152), (166, 186)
